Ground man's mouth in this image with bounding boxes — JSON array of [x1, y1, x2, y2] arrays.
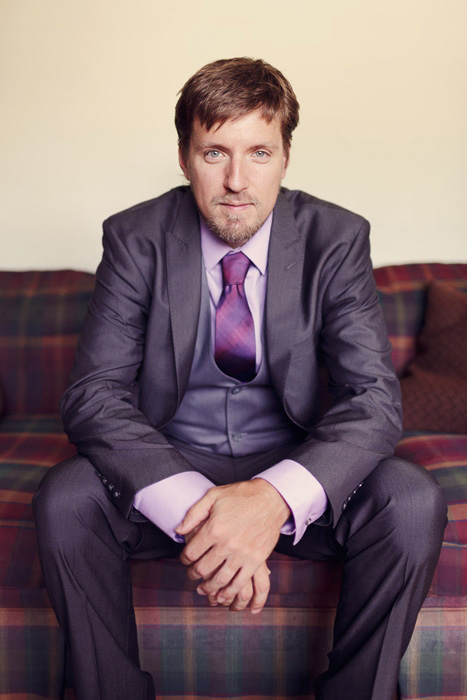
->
[[220, 202, 253, 211], [215, 196, 256, 211]]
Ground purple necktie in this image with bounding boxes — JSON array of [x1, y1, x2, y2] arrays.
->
[[214, 252, 256, 382]]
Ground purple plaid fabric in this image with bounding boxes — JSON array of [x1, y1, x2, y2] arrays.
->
[[373, 263, 467, 376], [214, 252, 256, 382], [2, 264, 467, 699], [0, 270, 95, 415]]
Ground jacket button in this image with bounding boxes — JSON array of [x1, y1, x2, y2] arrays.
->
[[102, 477, 108, 486], [113, 490, 121, 500], [108, 483, 114, 492]]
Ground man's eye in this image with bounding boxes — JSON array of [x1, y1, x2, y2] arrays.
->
[[253, 150, 270, 160], [205, 150, 221, 159]]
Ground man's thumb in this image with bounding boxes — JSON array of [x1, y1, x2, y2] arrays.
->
[[175, 490, 215, 535]]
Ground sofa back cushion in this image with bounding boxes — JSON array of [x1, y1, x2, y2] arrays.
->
[[1, 262, 467, 415], [400, 282, 467, 432], [0, 270, 95, 415], [374, 263, 467, 377]]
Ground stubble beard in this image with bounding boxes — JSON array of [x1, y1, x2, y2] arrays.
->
[[203, 194, 265, 246]]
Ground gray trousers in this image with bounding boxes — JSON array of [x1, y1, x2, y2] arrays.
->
[[33, 445, 446, 700]]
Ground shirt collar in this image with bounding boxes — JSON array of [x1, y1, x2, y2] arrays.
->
[[200, 212, 273, 275]]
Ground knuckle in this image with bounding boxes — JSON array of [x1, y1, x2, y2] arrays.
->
[[199, 580, 214, 594], [182, 544, 196, 562], [220, 579, 240, 597], [180, 551, 191, 565], [215, 577, 232, 597], [190, 566, 203, 579], [255, 581, 270, 595], [207, 522, 224, 541], [252, 592, 266, 606], [214, 566, 235, 589]]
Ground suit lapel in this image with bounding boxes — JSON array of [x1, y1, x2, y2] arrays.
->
[[166, 189, 203, 404], [266, 191, 305, 400], [166, 189, 304, 406]]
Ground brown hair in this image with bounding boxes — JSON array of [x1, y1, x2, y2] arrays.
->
[[175, 57, 300, 157]]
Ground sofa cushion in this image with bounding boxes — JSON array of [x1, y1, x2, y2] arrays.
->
[[400, 282, 467, 433], [0, 416, 76, 607], [374, 263, 467, 376], [2, 421, 466, 606], [1, 263, 466, 700], [395, 431, 467, 598], [0, 271, 95, 415], [0, 413, 344, 611], [0, 414, 341, 699]]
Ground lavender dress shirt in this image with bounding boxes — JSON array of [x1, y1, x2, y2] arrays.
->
[[134, 214, 327, 544]]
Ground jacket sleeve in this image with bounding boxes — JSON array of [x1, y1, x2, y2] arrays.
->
[[60, 218, 195, 518], [287, 220, 402, 526]]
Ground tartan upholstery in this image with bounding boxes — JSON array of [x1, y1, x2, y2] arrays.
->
[[0, 263, 466, 699], [0, 271, 95, 415], [373, 262, 467, 376]]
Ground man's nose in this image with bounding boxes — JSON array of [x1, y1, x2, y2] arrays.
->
[[224, 157, 248, 192]]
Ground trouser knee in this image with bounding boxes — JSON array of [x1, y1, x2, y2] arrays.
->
[[33, 455, 106, 554], [388, 457, 446, 552], [342, 456, 447, 563]]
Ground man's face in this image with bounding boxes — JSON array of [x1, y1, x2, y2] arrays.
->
[[179, 110, 289, 247]]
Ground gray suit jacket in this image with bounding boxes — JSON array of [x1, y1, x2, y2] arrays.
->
[[61, 186, 402, 527]]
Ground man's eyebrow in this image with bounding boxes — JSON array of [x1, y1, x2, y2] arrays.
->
[[196, 142, 224, 151], [196, 141, 280, 152], [250, 142, 280, 151]]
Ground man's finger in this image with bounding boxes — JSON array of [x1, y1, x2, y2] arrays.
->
[[187, 550, 226, 582], [207, 563, 256, 604], [229, 578, 254, 612], [175, 488, 216, 536], [180, 525, 229, 568], [249, 562, 271, 614], [196, 558, 239, 596]]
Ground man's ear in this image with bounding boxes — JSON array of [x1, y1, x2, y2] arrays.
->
[[178, 147, 190, 181], [281, 150, 290, 180]]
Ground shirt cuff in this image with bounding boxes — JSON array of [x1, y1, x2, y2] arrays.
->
[[252, 459, 328, 544], [133, 471, 215, 542]]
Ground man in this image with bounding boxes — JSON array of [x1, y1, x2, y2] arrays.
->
[[33, 58, 446, 700]]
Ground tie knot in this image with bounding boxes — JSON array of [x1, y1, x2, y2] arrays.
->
[[221, 252, 251, 287]]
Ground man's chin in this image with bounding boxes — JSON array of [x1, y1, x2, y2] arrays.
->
[[204, 214, 264, 247]]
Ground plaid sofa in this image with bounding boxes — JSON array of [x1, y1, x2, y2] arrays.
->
[[0, 263, 466, 700]]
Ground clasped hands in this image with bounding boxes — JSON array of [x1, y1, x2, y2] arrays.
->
[[175, 478, 291, 614]]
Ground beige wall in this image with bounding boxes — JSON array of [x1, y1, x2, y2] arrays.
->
[[1, 0, 466, 271]]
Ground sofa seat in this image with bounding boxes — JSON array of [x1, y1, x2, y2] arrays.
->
[[396, 431, 467, 599], [0, 414, 343, 698], [392, 432, 467, 699], [2, 424, 467, 699], [1, 265, 467, 699], [0, 415, 75, 698]]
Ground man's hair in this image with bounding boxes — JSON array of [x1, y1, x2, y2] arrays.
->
[[175, 57, 300, 157]]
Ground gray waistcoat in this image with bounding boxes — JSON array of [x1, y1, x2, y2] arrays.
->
[[162, 270, 302, 456]]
